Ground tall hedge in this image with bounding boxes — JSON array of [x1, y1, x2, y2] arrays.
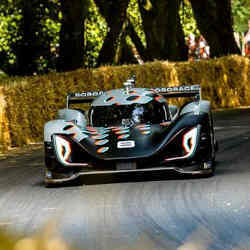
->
[[0, 55, 250, 151]]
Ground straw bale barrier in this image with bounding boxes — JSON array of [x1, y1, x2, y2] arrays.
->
[[0, 222, 71, 250], [0, 55, 250, 151]]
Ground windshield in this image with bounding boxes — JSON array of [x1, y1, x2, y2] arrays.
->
[[89, 101, 169, 127]]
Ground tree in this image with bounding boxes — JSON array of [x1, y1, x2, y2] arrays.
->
[[0, 0, 246, 75], [189, 0, 241, 57], [2, 0, 51, 76], [0, 0, 21, 74], [57, 0, 90, 72], [179, 0, 199, 37], [15, 0, 59, 75], [94, 0, 130, 66], [137, 0, 188, 61], [0, 0, 60, 76], [232, 0, 250, 32], [84, 0, 107, 67]]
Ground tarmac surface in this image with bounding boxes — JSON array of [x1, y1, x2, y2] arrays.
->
[[1, 108, 250, 250]]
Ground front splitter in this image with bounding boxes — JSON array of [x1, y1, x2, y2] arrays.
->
[[45, 166, 213, 185]]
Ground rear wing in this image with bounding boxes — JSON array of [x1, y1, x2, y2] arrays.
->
[[66, 85, 201, 108], [152, 84, 201, 99], [67, 91, 104, 108]]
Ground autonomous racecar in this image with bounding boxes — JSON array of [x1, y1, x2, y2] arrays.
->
[[44, 76, 218, 186]]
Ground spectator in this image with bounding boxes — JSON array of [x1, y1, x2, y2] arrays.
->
[[186, 33, 197, 61], [132, 47, 144, 65], [244, 19, 250, 56], [198, 35, 210, 59]]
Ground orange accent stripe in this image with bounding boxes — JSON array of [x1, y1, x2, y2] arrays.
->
[[160, 122, 171, 126], [115, 130, 123, 134], [95, 140, 101, 145], [136, 124, 147, 128], [117, 134, 129, 139], [87, 127, 97, 132], [112, 127, 121, 131], [64, 125, 74, 130], [106, 96, 115, 102], [141, 131, 151, 135], [91, 134, 102, 139], [155, 96, 162, 102], [97, 147, 108, 153]]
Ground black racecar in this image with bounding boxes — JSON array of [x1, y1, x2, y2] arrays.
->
[[44, 76, 218, 186]]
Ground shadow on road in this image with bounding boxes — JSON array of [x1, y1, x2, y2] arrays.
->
[[37, 170, 214, 188], [80, 169, 213, 186]]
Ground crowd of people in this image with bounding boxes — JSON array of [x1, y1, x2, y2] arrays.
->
[[186, 17, 250, 60], [186, 20, 250, 60], [134, 19, 250, 63], [186, 33, 210, 61]]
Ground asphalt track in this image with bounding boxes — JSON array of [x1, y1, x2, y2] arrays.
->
[[1, 108, 250, 250]]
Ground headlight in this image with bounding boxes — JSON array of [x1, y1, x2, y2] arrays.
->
[[52, 135, 88, 167], [165, 127, 198, 162], [182, 127, 198, 154], [53, 135, 72, 164]]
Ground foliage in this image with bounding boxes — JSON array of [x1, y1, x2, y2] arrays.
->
[[179, 1, 199, 37], [37, 1, 61, 71], [127, 0, 146, 47], [0, 0, 61, 75], [84, 0, 146, 67], [180, 0, 250, 35], [232, 0, 250, 32], [0, 0, 248, 75], [84, 0, 107, 67], [0, 1, 21, 69]]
